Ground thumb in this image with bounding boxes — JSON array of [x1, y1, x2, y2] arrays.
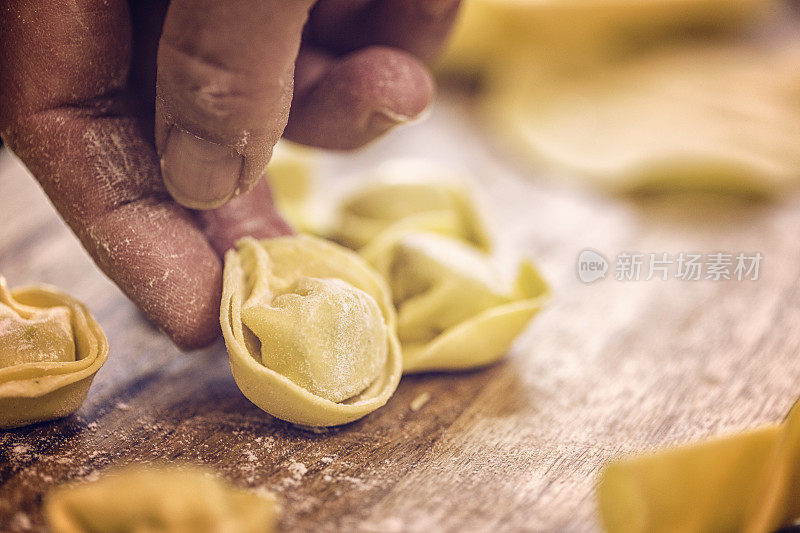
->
[[155, 0, 314, 210]]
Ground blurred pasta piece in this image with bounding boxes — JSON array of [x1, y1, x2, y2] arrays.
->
[[598, 398, 800, 532], [46, 465, 278, 533], [483, 42, 800, 195], [264, 140, 317, 232], [0, 276, 108, 428], [439, 0, 774, 78], [331, 159, 491, 252]]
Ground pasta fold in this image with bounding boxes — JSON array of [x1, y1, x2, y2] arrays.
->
[[332, 162, 490, 252], [364, 232, 548, 373], [45, 466, 278, 533], [221, 236, 402, 426], [598, 399, 800, 532], [0, 276, 108, 428]]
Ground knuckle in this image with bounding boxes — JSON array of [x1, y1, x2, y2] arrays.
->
[[158, 41, 290, 130]]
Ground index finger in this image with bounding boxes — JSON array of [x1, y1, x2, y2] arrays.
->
[[0, 0, 223, 349]]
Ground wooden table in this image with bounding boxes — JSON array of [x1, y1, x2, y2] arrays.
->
[[2, 94, 800, 532]]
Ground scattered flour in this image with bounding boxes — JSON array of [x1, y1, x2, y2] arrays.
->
[[242, 450, 258, 463], [288, 461, 307, 479], [11, 444, 30, 457], [276, 461, 308, 490]]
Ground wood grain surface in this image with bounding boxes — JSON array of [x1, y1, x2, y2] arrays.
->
[[2, 95, 800, 532]]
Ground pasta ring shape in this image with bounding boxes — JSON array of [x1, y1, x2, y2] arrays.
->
[[0, 276, 109, 429], [221, 235, 402, 427]]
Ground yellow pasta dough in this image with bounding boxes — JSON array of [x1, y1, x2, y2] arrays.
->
[[332, 161, 490, 252], [221, 235, 402, 427], [265, 139, 316, 232], [439, 0, 771, 78], [364, 232, 549, 373], [598, 399, 800, 532], [484, 42, 800, 195], [45, 465, 278, 533], [0, 276, 108, 428]]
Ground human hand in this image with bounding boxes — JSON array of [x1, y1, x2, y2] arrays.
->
[[0, 0, 459, 349]]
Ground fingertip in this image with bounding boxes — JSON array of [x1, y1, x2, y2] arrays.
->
[[197, 178, 294, 256], [84, 200, 224, 351], [359, 46, 435, 121], [285, 46, 435, 149], [172, 323, 220, 351]]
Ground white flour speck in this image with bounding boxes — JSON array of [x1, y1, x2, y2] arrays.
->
[[288, 462, 307, 479], [11, 444, 30, 457]]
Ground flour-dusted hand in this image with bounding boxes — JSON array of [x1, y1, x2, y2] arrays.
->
[[0, 0, 460, 349]]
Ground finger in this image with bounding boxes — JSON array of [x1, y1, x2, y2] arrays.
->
[[155, 0, 315, 210], [283, 45, 435, 149], [309, 0, 461, 62], [196, 177, 294, 256], [7, 118, 223, 351], [0, 0, 223, 350]]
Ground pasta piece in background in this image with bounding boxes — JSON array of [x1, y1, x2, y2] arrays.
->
[[438, 0, 796, 195], [438, 0, 774, 79], [265, 140, 317, 232], [598, 398, 800, 532], [331, 160, 491, 252], [221, 236, 402, 427], [484, 43, 800, 196], [0, 276, 108, 428], [45, 465, 278, 533]]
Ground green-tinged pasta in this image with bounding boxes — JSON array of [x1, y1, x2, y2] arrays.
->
[[0, 276, 108, 428], [364, 232, 548, 373], [331, 161, 490, 252], [598, 399, 800, 533], [221, 235, 402, 427], [45, 465, 278, 533]]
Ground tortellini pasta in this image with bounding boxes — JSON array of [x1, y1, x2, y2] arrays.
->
[[221, 235, 402, 427], [45, 465, 278, 533], [0, 276, 108, 428], [438, 0, 769, 78], [484, 43, 800, 195], [265, 139, 317, 232], [438, 0, 792, 195], [364, 232, 549, 373], [598, 399, 800, 532], [331, 160, 491, 252]]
